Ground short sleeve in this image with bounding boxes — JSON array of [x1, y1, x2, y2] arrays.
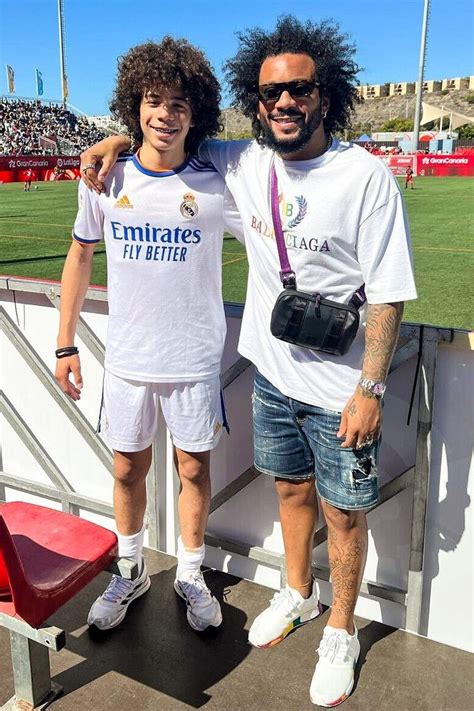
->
[[223, 187, 245, 243], [357, 187, 417, 304], [199, 140, 251, 178], [72, 181, 104, 244]]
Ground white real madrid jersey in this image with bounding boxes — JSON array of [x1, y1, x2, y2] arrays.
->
[[73, 153, 233, 382]]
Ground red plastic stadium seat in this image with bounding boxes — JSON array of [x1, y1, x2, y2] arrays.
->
[[0, 548, 10, 598], [0, 501, 118, 628]]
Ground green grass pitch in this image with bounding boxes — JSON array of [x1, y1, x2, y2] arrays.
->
[[0, 177, 472, 330]]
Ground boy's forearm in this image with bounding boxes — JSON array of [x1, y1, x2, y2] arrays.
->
[[57, 241, 95, 347]]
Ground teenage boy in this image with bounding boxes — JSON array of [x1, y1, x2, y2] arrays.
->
[[56, 38, 240, 633]]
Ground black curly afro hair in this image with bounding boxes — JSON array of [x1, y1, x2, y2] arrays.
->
[[224, 15, 361, 141], [110, 37, 221, 154]]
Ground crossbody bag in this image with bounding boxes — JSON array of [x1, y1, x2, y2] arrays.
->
[[269, 163, 366, 356]]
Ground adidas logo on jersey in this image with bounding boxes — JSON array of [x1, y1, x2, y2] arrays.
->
[[114, 195, 133, 209]]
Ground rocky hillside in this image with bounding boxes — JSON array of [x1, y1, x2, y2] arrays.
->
[[219, 88, 474, 137], [352, 88, 474, 130]]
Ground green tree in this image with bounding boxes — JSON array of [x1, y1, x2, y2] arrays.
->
[[380, 118, 414, 132], [457, 123, 474, 139]]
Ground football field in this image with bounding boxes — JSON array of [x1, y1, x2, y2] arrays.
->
[[0, 177, 472, 330]]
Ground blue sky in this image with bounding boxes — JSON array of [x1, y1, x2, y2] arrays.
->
[[1, 0, 473, 115]]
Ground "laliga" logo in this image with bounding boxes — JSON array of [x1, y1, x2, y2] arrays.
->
[[180, 192, 199, 219]]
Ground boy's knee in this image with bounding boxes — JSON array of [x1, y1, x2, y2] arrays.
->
[[113, 449, 151, 485], [179, 459, 209, 485]]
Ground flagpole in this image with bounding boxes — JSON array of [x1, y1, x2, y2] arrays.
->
[[57, 0, 68, 106], [412, 0, 430, 153]]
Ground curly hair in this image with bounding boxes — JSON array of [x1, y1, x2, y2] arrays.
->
[[223, 15, 361, 140], [110, 38, 221, 154]]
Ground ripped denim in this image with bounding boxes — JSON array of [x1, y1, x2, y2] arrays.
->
[[253, 370, 379, 510]]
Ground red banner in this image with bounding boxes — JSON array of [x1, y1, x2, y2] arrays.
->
[[0, 155, 81, 183], [1, 152, 473, 183], [416, 154, 474, 177], [379, 153, 474, 177]]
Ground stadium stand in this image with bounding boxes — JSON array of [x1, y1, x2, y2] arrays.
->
[[0, 98, 106, 155]]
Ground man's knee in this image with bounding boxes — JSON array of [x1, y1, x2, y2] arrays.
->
[[113, 448, 151, 486], [323, 502, 366, 533], [276, 477, 316, 505]]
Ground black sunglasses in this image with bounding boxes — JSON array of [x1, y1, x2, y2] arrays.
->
[[258, 80, 321, 102]]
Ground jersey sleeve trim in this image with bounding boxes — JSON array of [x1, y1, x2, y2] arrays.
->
[[73, 232, 101, 244], [188, 156, 218, 172]]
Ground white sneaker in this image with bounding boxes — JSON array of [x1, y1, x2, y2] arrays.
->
[[87, 560, 151, 630], [310, 625, 360, 707], [174, 570, 222, 632], [248, 580, 323, 649]]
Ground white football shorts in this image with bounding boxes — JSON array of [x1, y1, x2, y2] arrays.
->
[[99, 371, 227, 453]]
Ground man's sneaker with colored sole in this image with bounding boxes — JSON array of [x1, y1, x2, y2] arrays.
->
[[174, 570, 222, 632], [310, 625, 360, 707], [248, 580, 323, 648], [87, 559, 151, 630]]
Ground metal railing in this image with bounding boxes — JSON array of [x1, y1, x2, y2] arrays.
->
[[0, 277, 455, 633]]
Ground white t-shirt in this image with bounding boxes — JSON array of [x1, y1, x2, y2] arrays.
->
[[74, 153, 238, 382], [203, 139, 417, 412]]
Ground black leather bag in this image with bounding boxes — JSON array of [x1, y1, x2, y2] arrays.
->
[[269, 163, 365, 356], [271, 290, 361, 356]]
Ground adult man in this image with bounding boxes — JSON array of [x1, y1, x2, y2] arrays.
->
[[56, 38, 241, 634], [81, 16, 416, 706]]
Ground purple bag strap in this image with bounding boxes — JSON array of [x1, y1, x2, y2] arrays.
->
[[270, 162, 366, 307], [270, 164, 296, 288]]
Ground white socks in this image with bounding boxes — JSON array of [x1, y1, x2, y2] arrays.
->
[[176, 536, 205, 580], [117, 521, 146, 567]]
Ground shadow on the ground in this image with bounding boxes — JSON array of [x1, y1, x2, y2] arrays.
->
[[49, 562, 250, 708]]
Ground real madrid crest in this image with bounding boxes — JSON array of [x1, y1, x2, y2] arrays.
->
[[180, 192, 199, 219]]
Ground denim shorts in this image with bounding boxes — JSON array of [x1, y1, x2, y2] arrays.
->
[[252, 370, 379, 510]]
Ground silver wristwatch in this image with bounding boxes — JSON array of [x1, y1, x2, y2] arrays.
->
[[359, 378, 386, 399]]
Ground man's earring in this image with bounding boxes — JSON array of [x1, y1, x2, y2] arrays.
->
[[322, 110, 328, 119]]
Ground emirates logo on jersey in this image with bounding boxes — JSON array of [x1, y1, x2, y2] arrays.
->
[[180, 192, 199, 219], [114, 194, 134, 209]]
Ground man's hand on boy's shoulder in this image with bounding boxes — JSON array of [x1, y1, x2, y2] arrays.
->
[[80, 135, 131, 194]]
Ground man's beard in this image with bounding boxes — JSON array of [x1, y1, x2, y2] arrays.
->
[[259, 106, 323, 155]]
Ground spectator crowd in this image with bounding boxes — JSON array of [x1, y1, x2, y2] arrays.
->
[[0, 98, 106, 155]]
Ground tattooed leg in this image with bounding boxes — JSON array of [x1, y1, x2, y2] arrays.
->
[[321, 500, 368, 634]]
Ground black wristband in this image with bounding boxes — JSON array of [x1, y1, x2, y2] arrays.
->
[[55, 346, 79, 359]]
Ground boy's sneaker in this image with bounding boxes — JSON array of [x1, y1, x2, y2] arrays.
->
[[248, 580, 323, 649], [174, 570, 222, 632], [310, 625, 360, 707], [87, 559, 151, 630]]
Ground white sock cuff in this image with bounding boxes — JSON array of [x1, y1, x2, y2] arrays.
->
[[177, 536, 205, 563], [117, 521, 146, 561]]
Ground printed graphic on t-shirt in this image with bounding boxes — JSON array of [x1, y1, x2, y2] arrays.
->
[[251, 192, 330, 254]]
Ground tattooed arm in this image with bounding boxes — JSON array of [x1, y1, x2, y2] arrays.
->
[[338, 302, 404, 449]]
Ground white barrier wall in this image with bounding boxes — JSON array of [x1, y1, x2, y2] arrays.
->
[[1, 280, 472, 652]]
